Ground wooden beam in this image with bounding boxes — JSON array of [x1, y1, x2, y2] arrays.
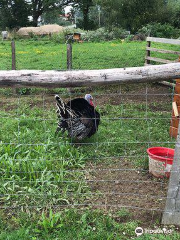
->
[[170, 126, 178, 138], [173, 101, 179, 117], [145, 56, 176, 64], [147, 37, 180, 45], [159, 81, 176, 88], [1, 63, 180, 88], [146, 47, 180, 55]]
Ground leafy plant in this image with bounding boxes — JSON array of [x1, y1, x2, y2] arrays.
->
[[37, 209, 63, 234], [81, 27, 130, 42], [116, 208, 131, 221], [138, 22, 180, 38]]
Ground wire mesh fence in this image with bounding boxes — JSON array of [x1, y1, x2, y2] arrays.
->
[[0, 81, 176, 222], [1, 38, 180, 226]]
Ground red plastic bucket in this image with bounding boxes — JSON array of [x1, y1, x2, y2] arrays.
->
[[147, 147, 174, 178]]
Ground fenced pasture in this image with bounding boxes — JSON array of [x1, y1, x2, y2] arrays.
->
[[1, 40, 180, 239], [0, 40, 145, 70], [1, 39, 180, 71], [0, 84, 173, 210]]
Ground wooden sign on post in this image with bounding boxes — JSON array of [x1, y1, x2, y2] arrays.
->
[[162, 120, 180, 225]]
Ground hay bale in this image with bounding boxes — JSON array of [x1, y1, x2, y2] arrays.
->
[[39, 24, 64, 34], [17, 24, 64, 36], [17, 27, 42, 36]]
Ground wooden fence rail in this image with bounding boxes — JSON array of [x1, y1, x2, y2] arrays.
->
[[145, 37, 180, 66], [0, 62, 180, 88]]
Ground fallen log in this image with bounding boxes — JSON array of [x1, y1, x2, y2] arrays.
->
[[0, 62, 180, 88]]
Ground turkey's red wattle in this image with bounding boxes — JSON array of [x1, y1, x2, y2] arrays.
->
[[90, 100, 94, 106]]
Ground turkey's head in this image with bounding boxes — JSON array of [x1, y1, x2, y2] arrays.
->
[[85, 94, 94, 107]]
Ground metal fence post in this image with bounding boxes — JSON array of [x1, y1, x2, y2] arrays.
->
[[11, 40, 16, 70], [162, 120, 180, 225]]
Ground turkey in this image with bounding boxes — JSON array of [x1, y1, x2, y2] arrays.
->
[[55, 94, 100, 140]]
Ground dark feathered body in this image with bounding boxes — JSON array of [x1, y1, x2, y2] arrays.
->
[[55, 95, 100, 140]]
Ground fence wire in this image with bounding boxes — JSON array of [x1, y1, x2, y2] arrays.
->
[[0, 39, 179, 221], [0, 82, 176, 216]]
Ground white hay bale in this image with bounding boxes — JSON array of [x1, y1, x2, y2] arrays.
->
[[39, 24, 64, 34], [17, 27, 42, 36], [17, 24, 64, 36]]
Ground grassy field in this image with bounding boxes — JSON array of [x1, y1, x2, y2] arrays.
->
[[0, 39, 179, 71], [0, 40, 146, 70], [0, 40, 179, 239]]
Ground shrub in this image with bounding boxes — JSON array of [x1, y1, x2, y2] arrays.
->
[[81, 27, 129, 42], [138, 22, 180, 38], [11, 27, 130, 43], [50, 31, 66, 44]]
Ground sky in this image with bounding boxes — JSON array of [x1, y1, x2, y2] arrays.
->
[[65, 6, 73, 14]]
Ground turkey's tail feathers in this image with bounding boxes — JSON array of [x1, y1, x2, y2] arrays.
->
[[55, 95, 78, 119]]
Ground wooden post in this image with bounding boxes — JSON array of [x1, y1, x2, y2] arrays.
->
[[11, 40, 16, 70], [145, 40, 151, 65], [169, 57, 180, 138], [67, 43, 72, 70], [67, 43, 73, 93], [162, 120, 180, 225]]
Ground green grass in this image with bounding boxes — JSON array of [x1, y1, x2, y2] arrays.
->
[[0, 209, 179, 240], [1, 39, 180, 71], [0, 209, 143, 239], [0, 93, 174, 181], [0, 40, 146, 70], [0, 90, 177, 238], [0, 39, 179, 238]]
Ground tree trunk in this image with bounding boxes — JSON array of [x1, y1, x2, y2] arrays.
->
[[31, 0, 43, 26], [82, 6, 89, 30], [32, 15, 39, 26], [0, 63, 180, 88]]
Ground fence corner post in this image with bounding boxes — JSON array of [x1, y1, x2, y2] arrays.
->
[[162, 121, 180, 225]]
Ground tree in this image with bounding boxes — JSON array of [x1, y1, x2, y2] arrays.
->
[[0, 0, 30, 30], [120, 0, 167, 32], [72, 0, 95, 30], [167, 0, 180, 28], [96, 0, 168, 32], [29, 0, 72, 26]]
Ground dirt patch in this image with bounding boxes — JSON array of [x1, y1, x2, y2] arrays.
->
[[0, 83, 173, 112], [0, 96, 19, 111], [93, 83, 173, 107], [0, 95, 55, 111], [85, 159, 169, 227]]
